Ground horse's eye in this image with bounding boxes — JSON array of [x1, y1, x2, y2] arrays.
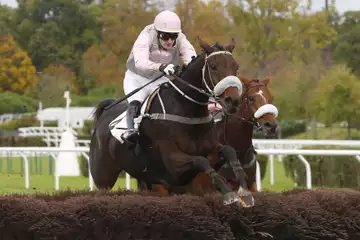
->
[[249, 96, 255, 101], [210, 64, 216, 70]]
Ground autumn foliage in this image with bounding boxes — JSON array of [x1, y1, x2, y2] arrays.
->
[[0, 33, 37, 94], [0, 0, 359, 129]]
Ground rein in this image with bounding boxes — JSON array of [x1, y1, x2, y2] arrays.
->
[[222, 83, 266, 129], [166, 50, 233, 106], [140, 50, 240, 125]]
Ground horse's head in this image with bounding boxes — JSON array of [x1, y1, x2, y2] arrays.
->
[[239, 76, 279, 137], [197, 37, 243, 114]]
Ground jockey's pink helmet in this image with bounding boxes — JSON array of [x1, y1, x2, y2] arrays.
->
[[154, 10, 182, 33]]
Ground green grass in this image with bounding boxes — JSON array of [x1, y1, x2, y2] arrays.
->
[[0, 154, 297, 195], [0, 155, 138, 195], [260, 158, 296, 192], [0, 174, 138, 195]]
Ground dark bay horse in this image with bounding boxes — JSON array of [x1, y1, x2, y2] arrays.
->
[[89, 37, 254, 207], [215, 75, 279, 193]]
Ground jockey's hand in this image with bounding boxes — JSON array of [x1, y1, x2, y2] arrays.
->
[[159, 63, 176, 75]]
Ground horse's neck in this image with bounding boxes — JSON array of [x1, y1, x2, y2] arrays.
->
[[179, 56, 205, 90], [225, 101, 254, 149], [150, 59, 209, 117], [239, 100, 253, 121], [166, 57, 209, 116]]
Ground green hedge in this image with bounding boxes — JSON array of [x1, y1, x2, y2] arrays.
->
[[0, 116, 58, 131], [252, 120, 307, 139], [0, 91, 38, 114], [0, 136, 47, 147], [0, 116, 38, 130], [279, 120, 307, 138], [283, 145, 360, 188]]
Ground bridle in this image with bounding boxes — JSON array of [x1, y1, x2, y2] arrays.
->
[[222, 82, 267, 130], [167, 50, 242, 106]]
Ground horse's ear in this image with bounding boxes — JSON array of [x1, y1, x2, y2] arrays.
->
[[225, 37, 236, 53], [263, 76, 271, 86], [239, 75, 250, 86], [197, 36, 212, 54]]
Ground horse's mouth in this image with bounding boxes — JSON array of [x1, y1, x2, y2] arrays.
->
[[220, 102, 239, 115], [259, 120, 278, 138]]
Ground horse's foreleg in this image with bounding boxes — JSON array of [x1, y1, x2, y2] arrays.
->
[[181, 172, 216, 196], [213, 144, 255, 207], [191, 156, 243, 205], [210, 143, 247, 186], [218, 144, 247, 187], [151, 184, 170, 195], [249, 182, 257, 192], [246, 164, 258, 192], [162, 151, 235, 204]]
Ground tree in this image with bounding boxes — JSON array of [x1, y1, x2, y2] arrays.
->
[[0, 5, 15, 34], [175, 0, 231, 50], [308, 64, 360, 137], [28, 21, 67, 71], [11, 0, 102, 93], [81, 0, 157, 94], [227, 0, 337, 77], [333, 11, 360, 76], [100, 0, 157, 59], [82, 44, 123, 89], [34, 64, 76, 107], [0, 33, 38, 94]]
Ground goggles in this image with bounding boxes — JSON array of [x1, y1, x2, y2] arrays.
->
[[158, 31, 178, 41]]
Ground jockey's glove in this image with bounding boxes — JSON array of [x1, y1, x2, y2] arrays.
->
[[159, 63, 176, 75]]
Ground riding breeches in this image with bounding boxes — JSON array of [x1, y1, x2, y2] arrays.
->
[[123, 70, 169, 103]]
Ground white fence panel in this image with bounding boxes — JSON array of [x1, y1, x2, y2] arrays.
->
[[1, 147, 360, 192]]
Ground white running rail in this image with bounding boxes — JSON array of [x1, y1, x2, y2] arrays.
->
[[2, 147, 360, 192]]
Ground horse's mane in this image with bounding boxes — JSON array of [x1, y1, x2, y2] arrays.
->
[[177, 42, 225, 75], [211, 42, 226, 51], [176, 53, 203, 76]]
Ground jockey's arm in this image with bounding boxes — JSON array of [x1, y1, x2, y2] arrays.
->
[[132, 30, 162, 73], [178, 34, 197, 65]]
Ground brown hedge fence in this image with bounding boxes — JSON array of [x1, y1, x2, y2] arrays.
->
[[0, 188, 359, 239]]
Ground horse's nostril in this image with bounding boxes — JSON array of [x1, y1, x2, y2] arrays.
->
[[224, 96, 240, 106], [224, 96, 232, 104], [264, 121, 272, 128]]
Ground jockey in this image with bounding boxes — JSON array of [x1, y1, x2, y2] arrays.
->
[[122, 10, 197, 143]]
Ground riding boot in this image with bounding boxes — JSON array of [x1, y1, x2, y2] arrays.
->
[[122, 100, 141, 144]]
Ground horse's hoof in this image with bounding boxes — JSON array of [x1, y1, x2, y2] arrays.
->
[[223, 192, 240, 205], [237, 186, 255, 208]]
